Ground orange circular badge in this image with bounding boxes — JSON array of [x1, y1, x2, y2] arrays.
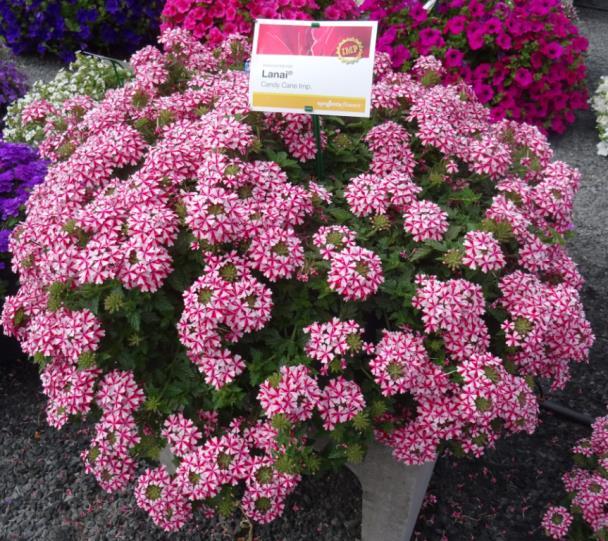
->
[[337, 37, 364, 64]]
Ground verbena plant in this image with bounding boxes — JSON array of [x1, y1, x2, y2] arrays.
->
[[2, 29, 594, 531], [543, 411, 608, 540]]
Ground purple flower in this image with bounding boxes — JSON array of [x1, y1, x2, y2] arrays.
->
[[541, 41, 565, 60], [495, 32, 512, 50], [418, 27, 444, 50], [473, 63, 492, 81], [0, 0, 162, 60], [483, 17, 502, 35], [467, 29, 486, 51], [474, 82, 495, 104], [0, 54, 28, 123], [444, 48, 464, 68], [0, 229, 10, 253], [0, 141, 48, 259], [445, 15, 466, 34], [392, 44, 411, 68], [514, 68, 534, 88]]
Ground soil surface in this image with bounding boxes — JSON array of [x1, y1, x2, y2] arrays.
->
[[2, 5, 608, 541]]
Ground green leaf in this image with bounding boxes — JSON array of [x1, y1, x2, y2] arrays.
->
[[64, 18, 81, 33], [448, 188, 481, 204], [345, 443, 366, 464], [167, 266, 193, 292], [352, 411, 371, 432], [328, 207, 353, 223], [409, 245, 433, 262], [126, 311, 141, 332], [212, 384, 246, 409], [444, 224, 462, 242], [424, 240, 448, 252]]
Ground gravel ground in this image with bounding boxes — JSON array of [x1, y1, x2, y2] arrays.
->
[[15, 56, 65, 85], [2, 6, 608, 541]]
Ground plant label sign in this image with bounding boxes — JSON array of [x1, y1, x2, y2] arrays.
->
[[249, 19, 378, 118]]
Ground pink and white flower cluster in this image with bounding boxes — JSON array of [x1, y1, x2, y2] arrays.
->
[[543, 411, 608, 540], [1, 29, 594, 532], [82, 371, 144, 494]]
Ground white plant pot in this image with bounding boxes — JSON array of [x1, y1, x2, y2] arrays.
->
[[159, 441, 435, 541], [348, 442, 435, 541]]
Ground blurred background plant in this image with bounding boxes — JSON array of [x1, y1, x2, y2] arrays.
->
[[0, 0, 163, 62], [0, 38, 28, 130], [359, 0, 589, 134], [0, 140, 48, 299], [591, 76, 608, 157]]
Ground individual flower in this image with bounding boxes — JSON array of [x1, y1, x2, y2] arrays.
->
[[541, 506, 573, 539], [183, 187, 241, 244], [96, 370, 145, 414], [135, 466, 171, 512], [248, 226, 304, 282], [369, 330, 435, 397], [345, 173, 391, 217], [194, 348, 246, 390]]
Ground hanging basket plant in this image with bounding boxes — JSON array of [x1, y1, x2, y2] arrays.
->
[[2, 29, 594, 531]]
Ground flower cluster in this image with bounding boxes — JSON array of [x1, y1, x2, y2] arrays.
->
[[592, 76, 608, 157], [1, 29, 594, 532], [543, 410, 608, 540], [3, 53, 130, 146], [81, 370, 144, 493], [160, 0, 361, 44], [0, 0, 162, 61], [362, 0, 589, 133], [0, 141, 48, 271]]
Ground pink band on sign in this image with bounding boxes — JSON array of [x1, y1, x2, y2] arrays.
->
[[256, 23, 373, 58]]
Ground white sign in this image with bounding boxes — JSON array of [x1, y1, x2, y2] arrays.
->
[[249, 19, 378, 118]]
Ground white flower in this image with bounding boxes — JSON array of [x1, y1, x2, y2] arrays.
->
[[592, 76, 608, 157]]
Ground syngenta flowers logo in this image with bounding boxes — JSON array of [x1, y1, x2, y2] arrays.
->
[[337, 37, 363, 64]]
